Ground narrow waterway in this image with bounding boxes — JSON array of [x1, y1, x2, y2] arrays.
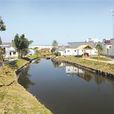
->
[[18, 59, 114, 114]]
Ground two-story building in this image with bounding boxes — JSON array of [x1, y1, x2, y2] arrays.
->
[[101, 39, 114, 57]]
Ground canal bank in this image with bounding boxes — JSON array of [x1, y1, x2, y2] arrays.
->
[[52, 56, 114, 78], [0, 59, 52, 114]]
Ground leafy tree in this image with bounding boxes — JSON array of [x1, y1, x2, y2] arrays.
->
[[0, 17, 6, 64], [14, 34, 33, 58], [96, 43, 103, 60], [51, 40, 58, 53], [54, 52, 61, 56], [52, 40, 58, 47], [51, 47, 56, 53]]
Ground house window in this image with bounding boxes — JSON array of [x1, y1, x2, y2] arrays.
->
[[67, 50, 70, 52], [74, 50, 76, 52], [68, 69, 70, 71], [13, 51, 16, 55], [10, 52, 11, 55]]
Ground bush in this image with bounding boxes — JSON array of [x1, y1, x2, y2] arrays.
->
[[54, 52, 61, 56]]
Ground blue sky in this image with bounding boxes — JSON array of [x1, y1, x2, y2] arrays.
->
[[0, 0, 114, 45]]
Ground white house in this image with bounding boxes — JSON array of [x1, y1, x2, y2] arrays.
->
[[0, 43, 18, 60], [27, 49, 35, 55], [57, 41, 97, 56]]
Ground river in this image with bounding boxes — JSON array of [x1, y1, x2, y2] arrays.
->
[[18, 59, 114, 114]]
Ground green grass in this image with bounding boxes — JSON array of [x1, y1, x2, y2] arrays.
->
[[0, 66, 52, 114], [26, 54, 40, 59], [8, 59, 28, 69]]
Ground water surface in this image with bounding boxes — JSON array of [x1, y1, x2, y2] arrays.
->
[[18, 59, 114, 114]]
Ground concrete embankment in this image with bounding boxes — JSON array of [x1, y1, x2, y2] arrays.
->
[[0, 59, 52, 114], [52, 56, 114, 79]]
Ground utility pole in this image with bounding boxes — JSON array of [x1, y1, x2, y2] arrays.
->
[[112, 9, 114, 39]]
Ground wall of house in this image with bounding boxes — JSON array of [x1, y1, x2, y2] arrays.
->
[[65, 48, 74, 56], [65, 48, 82, 56], [102, 44, 114, 57], [84, 48, 97, 56], [58, 48, 97, 56], [5, 47, 18, 59], [108, 45, 114, 56]]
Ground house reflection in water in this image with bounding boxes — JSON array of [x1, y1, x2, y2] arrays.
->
[[66, 66, 83, 74], [66, 66, 92, 82]]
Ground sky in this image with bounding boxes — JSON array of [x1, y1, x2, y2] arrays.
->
[[0, 0, 114, 45]]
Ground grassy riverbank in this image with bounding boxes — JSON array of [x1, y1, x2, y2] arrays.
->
[[54, 56, 114, 75], [8, 59, 29, 69], [0, 59, 52, 114]]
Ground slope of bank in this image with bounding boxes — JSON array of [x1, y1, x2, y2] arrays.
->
[[0, 63, 52, 114], [53, 56, 114, 76]]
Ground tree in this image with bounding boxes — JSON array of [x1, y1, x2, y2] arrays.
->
[[0, 16, 6, 31], [14, 34, 32, 58], [0, 17, 6, 64], [52, 40, 58, 47], [96, 43, 103, 60], [51, 40, 58, 53]]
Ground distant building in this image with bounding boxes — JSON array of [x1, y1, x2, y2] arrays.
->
[[0, 42, 18, 60], [86, 38, 101, 43], [30, 45, 53, 52], [101, 39, 114, 57], [27, 49, 35, 55], [57, 41, 97, 56]]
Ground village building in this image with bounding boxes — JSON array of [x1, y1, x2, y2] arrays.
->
[[101, 39, 114, 57], [30, 45, 53, 52], [0, 42, 18, 60], [57, 41, 97, 56]]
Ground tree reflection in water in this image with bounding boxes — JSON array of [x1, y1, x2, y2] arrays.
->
[[83, 71, 92, 82], [18, 66, 34, 89], [51, 60, 62, 68]]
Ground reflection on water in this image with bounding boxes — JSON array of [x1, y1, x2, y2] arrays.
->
[[54, 61, 110, 84], [18, 66, 34, 89], [66, 66, 84, 74], [18, 59, 114, 114]]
